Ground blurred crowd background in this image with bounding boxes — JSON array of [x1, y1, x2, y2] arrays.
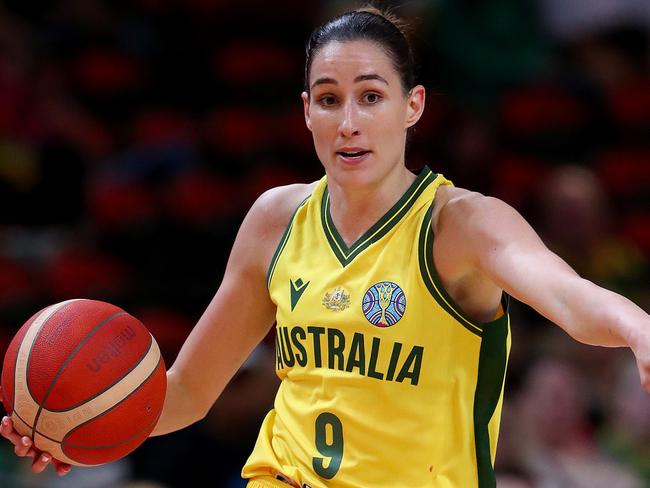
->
[[0, 0, 648, 487]]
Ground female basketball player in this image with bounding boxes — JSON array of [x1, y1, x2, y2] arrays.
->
[[3, 6, 649, 487]]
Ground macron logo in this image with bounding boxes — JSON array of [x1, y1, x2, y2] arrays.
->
[[290, 278, 310, 311]]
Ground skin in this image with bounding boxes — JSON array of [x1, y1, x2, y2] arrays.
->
[[2, 38, 649, 477]]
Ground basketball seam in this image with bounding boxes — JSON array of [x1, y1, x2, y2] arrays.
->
[[31, 311, 127, 439], [60, 356, 163, 459], [24, 303, 77, 410], [12, 305, 56, 413], [10, 302, 77, 442], [65, 411, 159, 450], [44, 327, 152, 413], [23, 311, 47, 413], [13, 409, 61, 444], [15, 356, 164, 448], [16, 358, 163, 449]]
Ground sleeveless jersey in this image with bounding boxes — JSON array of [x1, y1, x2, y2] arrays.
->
[[242, 167, 510, 488]]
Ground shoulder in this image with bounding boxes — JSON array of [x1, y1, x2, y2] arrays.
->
[[432, 185, 544, 277], [235, 181, 318, 273], [247, 181, 317, 235], [432, 185, 519, 241]]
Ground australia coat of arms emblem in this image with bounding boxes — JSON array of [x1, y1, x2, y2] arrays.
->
[[322, 286, 351, 311]]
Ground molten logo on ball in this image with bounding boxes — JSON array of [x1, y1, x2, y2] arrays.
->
[[86, 326, 137, 373]]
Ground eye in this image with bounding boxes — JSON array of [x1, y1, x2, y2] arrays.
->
[[317, 95, 338, 107], [362, 92, 382, 104]]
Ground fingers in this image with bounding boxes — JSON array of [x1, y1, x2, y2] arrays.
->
[[1, 416, 29, 453], [1, 415, 70, 476], [53, 459, 72, 476], [13, 437, 34, 457], [2, 420, 35, 457], [31, 453, 52, 474], [30, 450, 71, 476], [0, 415, 13, 439]]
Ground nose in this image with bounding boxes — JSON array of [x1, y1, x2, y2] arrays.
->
[[339, 100, 360, 138]]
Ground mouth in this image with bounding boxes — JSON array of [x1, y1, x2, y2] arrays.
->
[[336, 150, 371, 164]]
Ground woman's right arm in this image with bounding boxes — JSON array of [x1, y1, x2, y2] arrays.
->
[[151, 184, 307, 435], [1, 183, 311, 471]]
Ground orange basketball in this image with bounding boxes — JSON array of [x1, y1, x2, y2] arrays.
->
[[0, 299, 166, 466]]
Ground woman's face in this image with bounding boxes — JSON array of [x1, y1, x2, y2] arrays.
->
[[302, 40, 425, 189]]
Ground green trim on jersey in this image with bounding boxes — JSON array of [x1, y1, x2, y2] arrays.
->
[[321, 168, 438, 267], [417, 199, 510, 486], [473, 305, 509, 488], [266, 196, 311, 289], [418, 202, 486, 336]]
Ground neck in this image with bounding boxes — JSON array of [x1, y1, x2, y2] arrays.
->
[[327, 165, 418, 247]]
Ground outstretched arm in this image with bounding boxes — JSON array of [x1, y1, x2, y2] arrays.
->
[[439, 190, 650, 392]]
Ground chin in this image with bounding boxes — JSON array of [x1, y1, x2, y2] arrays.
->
[[328, 164, 385, 189]]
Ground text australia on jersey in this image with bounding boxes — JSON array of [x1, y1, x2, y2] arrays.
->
[[275, 325, 424, 386]]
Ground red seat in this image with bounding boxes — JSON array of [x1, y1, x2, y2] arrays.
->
[[622, 213, 650, 255], [244, 164, 304, 204], [607, 78, 650, 128], [214, 42, 296, 83], [204, 108, 274, 155], [45, 248, 131, 300], [492, 154, 549, 208], [74, 49, 141, 95], [133, 109, 197, 146], [501, 84, 586, 136], [163, 170, 242, 224], [88, 180, 158, 229], [597, 149, 650, 195], [0, 256, 37, 306]]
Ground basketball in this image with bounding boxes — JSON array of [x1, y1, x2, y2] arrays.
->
[[0, 299, 166, 466]]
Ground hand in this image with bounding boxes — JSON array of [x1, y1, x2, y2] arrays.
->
[[0, 388, 71, 476]]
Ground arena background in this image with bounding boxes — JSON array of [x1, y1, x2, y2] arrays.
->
[[0, 1, 648, 487]]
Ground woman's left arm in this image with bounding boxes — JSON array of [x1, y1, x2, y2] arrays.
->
[[443, 191, 650, 392]]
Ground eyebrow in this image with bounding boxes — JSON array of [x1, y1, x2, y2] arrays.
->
[[310, 73, 389, 90]]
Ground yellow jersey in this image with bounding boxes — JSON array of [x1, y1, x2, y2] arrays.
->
[[242, 167, 510, 488]]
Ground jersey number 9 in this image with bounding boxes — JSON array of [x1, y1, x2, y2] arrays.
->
[[313, 412, 344, 479]]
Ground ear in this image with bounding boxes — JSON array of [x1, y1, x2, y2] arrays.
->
[[301, 91, 312, 131], [405, 85, 426, 129]]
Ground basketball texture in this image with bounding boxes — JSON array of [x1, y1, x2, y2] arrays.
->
[[0, 299, 166, 466]]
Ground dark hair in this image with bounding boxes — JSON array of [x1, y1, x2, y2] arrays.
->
[[304, 6, 415, 95]]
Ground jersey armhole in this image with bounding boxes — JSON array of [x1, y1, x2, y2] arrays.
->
[[266, 195, 311, 290], [417, 200, 510, 337]]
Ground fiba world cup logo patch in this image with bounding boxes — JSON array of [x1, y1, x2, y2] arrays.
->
[[362, 281, 406, 328]]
